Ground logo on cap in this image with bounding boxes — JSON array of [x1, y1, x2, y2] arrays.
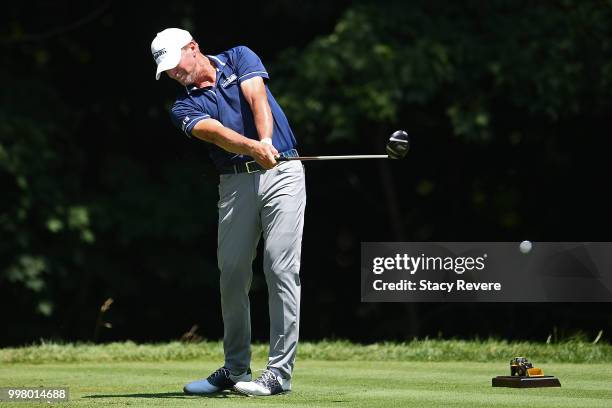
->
[[153, 48, 167, 61]]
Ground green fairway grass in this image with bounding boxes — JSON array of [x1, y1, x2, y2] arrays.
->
[[1, 341, 611, 407], [2, 360, 611, 407]]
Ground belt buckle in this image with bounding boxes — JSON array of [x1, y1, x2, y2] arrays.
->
[[245, 161, 260, 174]]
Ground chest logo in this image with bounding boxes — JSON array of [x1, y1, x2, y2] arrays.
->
[[221, 74, 237, 88]]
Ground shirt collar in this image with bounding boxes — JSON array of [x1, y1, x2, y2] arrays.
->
[[185, 53, 227, 95], [207, 54, 227, 69]]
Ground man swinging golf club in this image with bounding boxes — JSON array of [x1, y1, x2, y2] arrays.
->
[[151, 28, 305, 396]]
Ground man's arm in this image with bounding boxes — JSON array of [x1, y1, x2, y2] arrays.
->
[[192, 118, 277, 169], [240, 76, 275, 146]]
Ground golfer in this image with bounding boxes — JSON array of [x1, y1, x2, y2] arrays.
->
[[151, 28, 306, 396]]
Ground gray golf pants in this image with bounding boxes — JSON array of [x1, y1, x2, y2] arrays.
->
[[217, 160, 306, 380]]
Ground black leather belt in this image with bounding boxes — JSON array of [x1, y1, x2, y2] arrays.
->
[[219, 149, 299, 175]]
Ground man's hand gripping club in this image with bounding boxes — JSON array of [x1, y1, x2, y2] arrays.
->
[[249, 137, 278, 169]]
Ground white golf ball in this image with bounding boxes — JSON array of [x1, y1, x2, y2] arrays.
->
[[519, 240, 532, 254]]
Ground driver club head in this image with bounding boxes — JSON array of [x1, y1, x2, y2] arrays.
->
[[386, 130, 409, 159]]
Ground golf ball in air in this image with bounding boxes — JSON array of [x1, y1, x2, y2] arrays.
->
[[519, 240, 532, 254]]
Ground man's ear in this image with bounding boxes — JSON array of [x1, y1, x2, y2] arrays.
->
[[190, 40, 200, 53]]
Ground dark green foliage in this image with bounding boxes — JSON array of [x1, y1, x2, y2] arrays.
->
[[1, 1, 611, 345], [275, 1, 612, 144]]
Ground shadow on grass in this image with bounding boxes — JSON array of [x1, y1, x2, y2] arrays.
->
[[83, 390, 243, 399]]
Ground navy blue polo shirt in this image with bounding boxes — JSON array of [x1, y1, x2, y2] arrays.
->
[[170, 46, 297, 170]]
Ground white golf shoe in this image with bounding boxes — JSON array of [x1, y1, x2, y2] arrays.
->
[[183, 366, 251, 394], [233, 369, 291, 396]]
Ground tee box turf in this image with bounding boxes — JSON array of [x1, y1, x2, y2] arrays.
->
[[492, 357, 561, 388]]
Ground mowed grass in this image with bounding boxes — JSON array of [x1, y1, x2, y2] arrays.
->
[[1, 341, 611, 407], [2, 360, 612, 407]]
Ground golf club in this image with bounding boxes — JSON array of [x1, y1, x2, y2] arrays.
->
[[276, 130, 409, 161]]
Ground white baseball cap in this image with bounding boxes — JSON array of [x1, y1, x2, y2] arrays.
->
[[151, 28, 193, 80]]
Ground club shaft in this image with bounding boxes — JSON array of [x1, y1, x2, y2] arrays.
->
[[278, 154, 389, 161]]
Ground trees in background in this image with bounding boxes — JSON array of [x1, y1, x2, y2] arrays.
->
[[1, 1, 611, 345]]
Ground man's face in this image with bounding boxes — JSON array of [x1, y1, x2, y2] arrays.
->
[[166, 43, 198, 86]]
